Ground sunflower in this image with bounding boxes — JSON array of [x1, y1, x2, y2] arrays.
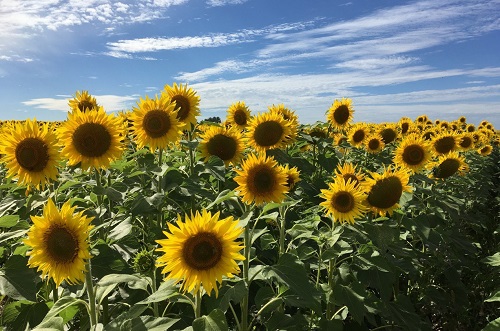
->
[[431, 131, 458, 155], [428, 151, 468, 179], [57, 106, 124, 170], [234, 153, 289, 205], [335, 162, 365, 187], [327, 98, 354, 129], [156, 210, 244, 296], [129, 95, 184, 152], [245, 112, 292, 152], [457, 116, 467, 125], [163, 83, 200, 128], [478, 145, 493, 156], [458, 133, 474, 151], [269, 104, 299, 144], [398, 117, 413, 135], [320, 178, 368, 225], [466, 124, 476, 133], [393, 134, 432, 173], [347, 124, 368, 147], [378, 124, 399, 144], [364, 167, 412, 216], [68, 90, 98, 113], [282, 164, 300, 190], [226, 101, 251, 130], [24, 199, 93, 286], [416, 115, 429, 124], [198, 125, 244, 166], [364, 134, 385, 154], [0, 119, 60, 189]]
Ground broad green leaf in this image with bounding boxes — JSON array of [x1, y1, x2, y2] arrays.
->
[[386, 294, 423, 331], [205, 189, 237, 209], [0, 255, 38, 301], [262, 253, 321, 313], [485, 290, 500, 302], [104, 305, 148, 331], [333, 283, 366, 324], [96, 274, 143, 304], [217, 280, 247, 312], [192, 309, 228, 331], [32, 316, 64, 331], [137, 279, 178, 304], [0, 229, 28, 245], [0, 215, 19, 228], [482, 252, 500, 267], [108, 217, 133, 241], [130, 316, 180, 331], [41, 296, 87, 323], [482, 317, 500, 331]]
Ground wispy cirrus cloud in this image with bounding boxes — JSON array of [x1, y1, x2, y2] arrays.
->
[[22, 94, 138, 112], [206, 0, 249, 7]]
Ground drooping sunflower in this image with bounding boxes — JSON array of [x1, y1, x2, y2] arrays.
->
[[234, 153, 289, 205], [398, 117, 414, 135], [226, 101, 251, 130], [335, 162, 365, 187], [24, 198, 93, 287], [327, 98, 354, 129], [320, 178, 368, 225], [282, 164, 301, 190], [431, 131, 458, 155], [393, 134, 432, 173], [428, 151, 468, 179], [245, 112, 292, 152], [0, 119, 60, 189], [198, 125, 244, 166], [129, 95, 184, 152], [364, 167, 412, 216], [68, 90, 98, 113], [364, 134, 385, 154], [57, 106, 124, 170], [156, 210, 244, 296], [163, 83, 201, 128]]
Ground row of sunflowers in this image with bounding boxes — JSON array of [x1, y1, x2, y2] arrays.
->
[[0, 83, 499, 330]]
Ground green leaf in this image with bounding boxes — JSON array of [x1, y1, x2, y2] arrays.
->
[[130, 316, 180, 331], [137, 279, 179, 304], [333, 283, 366, 324], [205, 189, 237, 209], [108, 217, 133, 241], [485, 290, 500, 302], [262, 253, 322, 313], [32, 316, 64, 331], [386, 294, 422, 331], [192, 309, 228, 331], [40, 296, 87, 323], [0, 215, 19, 228], [0, 255, 38, 301], [482, 252, 500, 267], [104, 305, 148, 331], [96, 274, 143, 304], [217, 280, 247, 312], [0, 229, 28, 245], [482, 317, 500, 331]]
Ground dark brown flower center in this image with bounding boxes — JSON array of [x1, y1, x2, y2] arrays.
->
[[368, 139, 380, 150], [332, 191, 355, 213], [182, 232, 222, 270], [78, 100, 96, 112], [401, 123, 409, 134], [402, 144, 425, 165], [434, 159, 460, 178], [380, 128, 397, 144], [459, 136, 473, 148], [367, 176, 403, 209], [15, 137, 49, 171], [172, 95, 190, 121], [45, 226, 79, 263], [253, 121, 283, 147], [343, 174, 359, 186], [352, 130, 365, 143], [72, 123, 112, 157], [251, 166, 276, 194], [206, 134, 237, 161], [233, 109, 248, 126], [333, 105, 350, 125], [434, 136, 455, 154], [143, 109, 172, 138]]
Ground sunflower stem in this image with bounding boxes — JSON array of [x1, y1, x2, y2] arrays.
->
[[194, 290, 202, 319], [278, 206, 287, 256], [51, 279, 59, 302], [241, 220, 251, 331], [151, 268, 160, 317], [85, 262, 98, 327], [326, 258, 336, 320], [157, 148, 164, 229]]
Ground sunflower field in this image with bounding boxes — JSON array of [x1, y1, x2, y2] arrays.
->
[[0, 84, 499, 331]]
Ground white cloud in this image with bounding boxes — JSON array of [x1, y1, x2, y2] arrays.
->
[[22, 94, 138, 112], [206, 0, 248, 7]]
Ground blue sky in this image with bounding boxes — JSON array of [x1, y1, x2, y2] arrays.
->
[[1, 0, 499, 127]]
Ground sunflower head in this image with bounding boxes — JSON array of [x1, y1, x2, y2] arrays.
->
[[335, 162, 365, 187], [347, 124, 368, 147], [327, 98, 354, 129], [234, 153, 289, 205], [24, 199, 93, 286], [320, 177, 368, 224], [378, 124, 399, 144], [478, 145, 492, 156], [269, 104, 299, 144], [163, 83, 201, 128], [0, 119, 60, 189], [364, 134, 385, 154], [245, 112, 292, 152], [393, 134, 432, 173], [198, 125, 244, 166], [132, 249, 156, 275], [431, 131, 458, 155], [428, 151, 468, 179], [156, 210, 244, 296], [398, 117, 413, 135], [130, 95, 184, 152], [68, 90, 98, 113], [364, 167, 412, 216], [283, 164, 301, 190], [226, 101, 251, 130], [57, 106, 124, 170]]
